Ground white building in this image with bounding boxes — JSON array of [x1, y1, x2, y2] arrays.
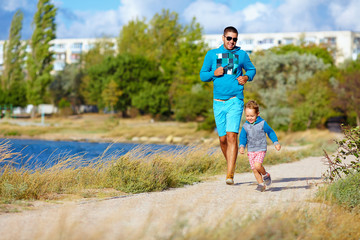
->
[[205, 31, 360, 65], [0, 30, 359, 72]]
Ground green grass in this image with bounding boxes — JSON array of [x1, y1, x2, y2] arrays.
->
[[0, 139, 335, 203], [317, 171, 360, 210]]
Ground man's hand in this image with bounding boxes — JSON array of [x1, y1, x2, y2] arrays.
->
[[214, 67, 224, 76], [237, 75, 249, 85], [239, 147, 245, 154], [275, 144, 281, 151]]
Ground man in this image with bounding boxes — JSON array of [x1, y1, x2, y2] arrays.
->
[[200, 26, 256, 185]]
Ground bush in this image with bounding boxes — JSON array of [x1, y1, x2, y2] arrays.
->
[[323, 126, 360, 182], [319, 172, 360, 209]]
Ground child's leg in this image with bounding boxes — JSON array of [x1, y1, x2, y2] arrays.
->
[[254, 162, 266, 176], [251, 151, 268, 183], [248, 152, 265, 184], [252, 168, 264, 184]]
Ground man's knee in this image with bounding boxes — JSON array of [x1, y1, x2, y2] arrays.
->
[[219, 136, 227, 145], [226, 132, 238, 144]]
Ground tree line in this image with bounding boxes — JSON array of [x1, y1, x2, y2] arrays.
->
[[0, 0, 359, 130]]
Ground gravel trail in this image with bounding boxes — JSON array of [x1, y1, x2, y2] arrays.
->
[[0, 155, 328, 240]]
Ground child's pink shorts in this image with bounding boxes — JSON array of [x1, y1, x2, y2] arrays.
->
[[247, 151, 266, 169]]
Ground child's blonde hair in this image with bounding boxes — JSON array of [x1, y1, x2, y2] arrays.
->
[[245, 100, 260, 114]]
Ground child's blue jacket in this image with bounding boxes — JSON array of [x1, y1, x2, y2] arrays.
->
[[239, 116, 279, 152]]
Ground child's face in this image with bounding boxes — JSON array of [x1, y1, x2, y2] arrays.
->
[[245, 108, 259, 124]]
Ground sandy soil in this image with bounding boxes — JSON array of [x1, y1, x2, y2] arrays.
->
[[0, 155, 329, 240]]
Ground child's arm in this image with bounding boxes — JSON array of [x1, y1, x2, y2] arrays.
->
[[263, 121, 281, 151], [239, 127, 247, 154]]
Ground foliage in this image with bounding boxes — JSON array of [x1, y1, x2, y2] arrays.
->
[[117, 10, 208, 118], [117, 18, 149, 56], [319, 172, 360, 209], [289, 70, 337, 131], [323, 126, 360, 182], [83, 54, 162, 113], [132, 82, 171, 117], [1, 10, 26, 107], [336, 59, 360, 126], [26, 0, 57, 106], [197, 108, 216, 131], [50, 63, 83, 109], [271, 43, 334, 66], [252, 51, 330, 130], [174, 84, 211, 121]]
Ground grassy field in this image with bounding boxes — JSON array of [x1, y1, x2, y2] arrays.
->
[[2, 116, 357, 239], [0, 115, 339, 210]]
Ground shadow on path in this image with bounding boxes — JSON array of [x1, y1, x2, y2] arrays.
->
[[232, 177, 322, 192]]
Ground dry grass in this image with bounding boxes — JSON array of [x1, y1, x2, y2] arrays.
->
[[12, 201, 360, 240], [171, 205, 360, 240]]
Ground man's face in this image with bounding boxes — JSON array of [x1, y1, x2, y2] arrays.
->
[[222, 31, 238, 50]]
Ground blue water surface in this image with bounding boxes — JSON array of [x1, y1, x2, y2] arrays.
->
[[0, 138, 186, 169]]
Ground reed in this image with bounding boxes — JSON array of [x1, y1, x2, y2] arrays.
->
[[0, 130, 337, 203]]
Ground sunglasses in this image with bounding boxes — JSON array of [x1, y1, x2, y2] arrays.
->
[[225, 36, 238, 42]]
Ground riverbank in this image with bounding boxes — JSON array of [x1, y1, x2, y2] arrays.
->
[[0, 113, 340, 148], [0, 114, 219, 146], [2, 155, 358, 240]]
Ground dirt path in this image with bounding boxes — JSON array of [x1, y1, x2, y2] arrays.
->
[[0, 156, 328, 240]]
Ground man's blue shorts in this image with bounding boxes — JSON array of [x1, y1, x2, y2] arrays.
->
[[213, 97, 244, 137]]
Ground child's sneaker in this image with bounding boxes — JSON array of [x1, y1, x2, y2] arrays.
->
[[263, 172, 272, 186], [256, 183, 266, 192], [226, 178, 234, 185]]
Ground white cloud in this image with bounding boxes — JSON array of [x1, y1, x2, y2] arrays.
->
[[243, 2, 268, 22], [56, 0, 194, 38], [53, 0, 360, 38], [0, 0, 32, 11], [183, 0, 243, 33], [57, 9, 122, 38], [329, 0, 360, 31]]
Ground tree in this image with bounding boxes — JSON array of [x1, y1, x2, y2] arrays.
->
[[80, 37, 115, 105], [83, 54, 162, 115], [1, 10, 27, 107], [49, 63, 83, 112], [337, 60, 360, 126], [117, 18, 149, 56], [271, 43, 335, 66], [116, 10, 214, 120], [251, 51, 330, 130], [26, 0, 57, 109], [289, 71, 337, 130], [102, 79, 122, 113]]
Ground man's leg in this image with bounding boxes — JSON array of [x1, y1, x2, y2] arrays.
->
[[219, 135, 227, 162], [225, 132, 238, 179]]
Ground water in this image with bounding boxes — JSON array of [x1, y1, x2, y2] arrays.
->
[[0, 138, 186, 169]]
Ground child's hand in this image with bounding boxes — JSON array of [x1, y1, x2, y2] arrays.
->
[[275, 144, 281, 151], [239, 147, 245, 154]]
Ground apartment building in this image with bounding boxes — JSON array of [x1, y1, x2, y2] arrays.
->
[[0, 31, 359, 73]]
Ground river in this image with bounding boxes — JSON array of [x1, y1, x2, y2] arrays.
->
[[0, 138, 185, 169]]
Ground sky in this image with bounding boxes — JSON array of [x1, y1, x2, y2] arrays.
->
[[0, 0, 360, 40]]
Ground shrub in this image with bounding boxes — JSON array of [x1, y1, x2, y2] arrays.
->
[[323, 126, 360, 182]]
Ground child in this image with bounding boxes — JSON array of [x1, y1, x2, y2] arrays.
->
[[239, 100, 281, 192]]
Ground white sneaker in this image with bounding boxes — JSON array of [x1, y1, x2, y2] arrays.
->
[[256, 184, 266, 192], [226, 178, 234, 185], [263, 172, 272, 186]]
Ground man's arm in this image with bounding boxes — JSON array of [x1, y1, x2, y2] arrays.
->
[[243, 52, 256, 81], [200, 51, 217, 82]]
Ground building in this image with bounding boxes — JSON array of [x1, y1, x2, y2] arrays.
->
[[205, 31, 360, 65], [0, 30, 359, 73]]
